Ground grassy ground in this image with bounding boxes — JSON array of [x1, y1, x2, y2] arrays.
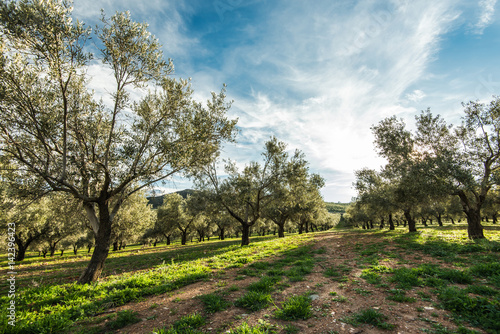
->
[[1, 223, 499, 333]]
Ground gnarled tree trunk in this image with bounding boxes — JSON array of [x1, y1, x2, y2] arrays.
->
[[457, 190, 485, 240], [404, 209, 417, 233], [388, 213, 395, 230], [241, 223, 251, 246], [464, 208, 485, 239], [78, 201, 113, 284]]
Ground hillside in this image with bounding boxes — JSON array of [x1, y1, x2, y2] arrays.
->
[[325, 202, 349, 214], [147, 189, 196, 208]]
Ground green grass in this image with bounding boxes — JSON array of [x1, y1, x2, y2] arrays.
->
[[466, 284, 499, 296], [274, 294, 312, 320], [390, 264, 474, 290], [330, 291, 348, 303], [360, 269, 382, 284], [390, 267, 423, 289], [283, 324, 301, 334], [199, 293, 231, 313], [0, 234, 313, 334], [341, 308, 395, 330], [152, 313, 205, 334], [386, 289, 416, 303], [437, 286, 500, 332], [247, 276, 281, 293], [235, 291, 273, 311], [323, 267, 341, 278], [323, 264, 352, 281], [228, 320, 279, 334], [107, 310, 141, 330]]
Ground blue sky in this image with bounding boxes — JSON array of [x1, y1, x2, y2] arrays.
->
[[73, 0, 500, 202]]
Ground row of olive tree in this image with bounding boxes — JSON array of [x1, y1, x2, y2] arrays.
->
[[0, 179, 156, 261], [347, 97, 500, 239], [196, 137, 328, 246], [145, 137, 330, 247]]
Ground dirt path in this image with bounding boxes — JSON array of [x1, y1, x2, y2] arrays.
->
[[101, 231, 483, 334]]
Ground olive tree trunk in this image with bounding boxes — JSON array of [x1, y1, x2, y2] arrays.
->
[[404, 209, 417, 233], [241, 223, 251, 246], [78, 201, 113, 284]]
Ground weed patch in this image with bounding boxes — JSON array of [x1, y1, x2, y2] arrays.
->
[[341, 308, 395, 330], [360, 269, 382, 284], [107, 310, 141, 330], [247, 276, 281, 293], [235, 291, 273, 311], [469, 262, 500, 279], [390, 268, 422, 289], [274, 294, 312, 320], [466, 285, 498, 297], [386, 289, 416, 303], [153, 312, 205, 334], [199, 293, 230, 313], [437, 286, 500, 332], [228, 320, 279, 334]]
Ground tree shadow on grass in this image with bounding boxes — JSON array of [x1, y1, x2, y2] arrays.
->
[[1, 236, 315, 334]]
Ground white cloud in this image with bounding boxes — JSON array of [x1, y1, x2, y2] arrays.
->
[[406, 90, 426, 102], [474, 0, 497, 34]]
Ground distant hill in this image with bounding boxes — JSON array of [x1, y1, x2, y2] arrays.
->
[[325, 202, 349, 214], [147, 189, 196, 208]]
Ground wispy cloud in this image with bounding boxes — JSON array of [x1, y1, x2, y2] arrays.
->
[[406, 90, 426, 102], [72, 0, 199, 59], [474, 0, 497, 34], [207, 1, 460, 201]]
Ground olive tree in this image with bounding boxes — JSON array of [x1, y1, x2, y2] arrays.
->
[[262, 149, 309, 237], [371, 99, 500, 239], [0, 0, 237, 283], [371, 115, 450, 233], [413, 104, 500, 239], [43, 193, 84, 256], [156, 192, 206, 245], [1, 194, 50, 261], [353, 168, 396, 230], [199, 137, 289, 246], [110, 191, 155, 251]]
